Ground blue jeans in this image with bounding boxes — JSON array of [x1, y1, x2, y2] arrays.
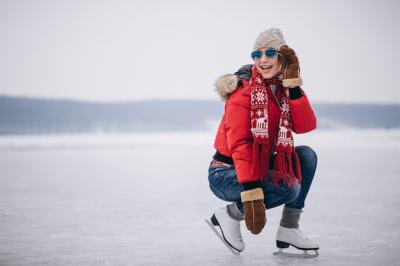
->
[[208, 146, 317, 213]]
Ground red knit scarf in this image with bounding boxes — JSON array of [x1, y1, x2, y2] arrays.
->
[[249, 65, 302, 187]]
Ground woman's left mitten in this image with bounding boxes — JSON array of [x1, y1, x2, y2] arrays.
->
[[279, 45, 303, 88], [240, 188, 267, 234]]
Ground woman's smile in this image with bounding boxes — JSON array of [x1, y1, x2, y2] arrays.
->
[[260, 65, 273, 70]]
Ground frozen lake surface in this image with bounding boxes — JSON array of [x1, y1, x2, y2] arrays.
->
[[0, 129, 399, 265]]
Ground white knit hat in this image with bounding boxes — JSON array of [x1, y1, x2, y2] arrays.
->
[[252, 28, 287, 51]]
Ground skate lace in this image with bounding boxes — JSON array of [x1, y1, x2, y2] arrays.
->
[[235, 222, 243, 241]]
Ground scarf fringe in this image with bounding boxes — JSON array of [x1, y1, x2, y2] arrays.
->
[[251, 143, 270, 181], [272, 150, 298, 187]]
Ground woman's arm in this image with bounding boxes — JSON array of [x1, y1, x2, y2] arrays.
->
[[288, 87, 317, 134], [225, 98, 257, 184]]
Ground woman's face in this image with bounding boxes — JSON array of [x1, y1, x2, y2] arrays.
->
[[253, 47, 281, 79]]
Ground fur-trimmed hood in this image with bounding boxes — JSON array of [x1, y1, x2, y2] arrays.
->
[[213, 64, 253, 102], [213, 74, 239, 102]]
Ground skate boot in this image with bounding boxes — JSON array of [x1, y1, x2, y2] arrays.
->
[[205, 206, 245, 254], [273, 225, 319, 258]]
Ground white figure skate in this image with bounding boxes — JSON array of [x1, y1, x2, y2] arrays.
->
[[205, 206, 245, 255], [273, 225, 319, 258]]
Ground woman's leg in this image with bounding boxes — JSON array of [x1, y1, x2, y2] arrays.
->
[[208, 164, 245, 221], [208, 164, 243, 203], [208, 161, 301, 216], [279, 145, 318, 229], [284, 145, 318, 209], [276, 146, 320, 251], [234, 170, 301, 213]]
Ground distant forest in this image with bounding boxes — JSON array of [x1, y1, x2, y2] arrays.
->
[[0, 95, 399, 134]]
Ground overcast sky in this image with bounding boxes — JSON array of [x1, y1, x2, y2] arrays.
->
[[1, 0, 399, 103]]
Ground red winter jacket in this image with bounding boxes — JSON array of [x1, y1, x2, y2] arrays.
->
[[213, 80, 317, 184]]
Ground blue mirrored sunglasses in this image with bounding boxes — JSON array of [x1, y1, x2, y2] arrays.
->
[[251, 49, 279, 59]]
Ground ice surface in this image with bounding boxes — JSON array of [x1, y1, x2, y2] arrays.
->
[[0, 129, 399, 265]]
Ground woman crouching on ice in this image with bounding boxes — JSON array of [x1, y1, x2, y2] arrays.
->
[[207, 28, 319, 257]]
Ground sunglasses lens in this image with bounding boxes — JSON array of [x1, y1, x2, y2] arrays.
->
[[251, 51, 262, 59], [252, 50, 277, 59], [266, 49, 278, 58]]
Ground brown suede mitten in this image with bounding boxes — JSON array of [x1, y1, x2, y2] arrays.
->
[[240, 188, 266, 234], [279, 45, 303, 88]]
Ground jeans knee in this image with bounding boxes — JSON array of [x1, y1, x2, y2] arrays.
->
[[209, 182, 226, 201], [208, 169, 242, 202], [296, 145, 317, 169]]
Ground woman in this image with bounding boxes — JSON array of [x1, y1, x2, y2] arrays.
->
[[206, 28, 319, 256]]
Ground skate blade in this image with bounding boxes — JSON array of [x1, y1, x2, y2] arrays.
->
[[204, 219, 240, 255], [273, 248, 319, 258]]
